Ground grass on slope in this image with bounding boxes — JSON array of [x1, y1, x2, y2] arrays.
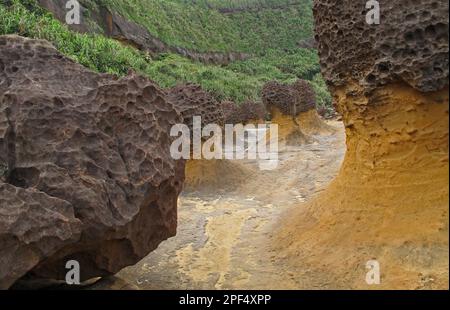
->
[[0, 0, 332, 113], [175, 0, 300, 10], [96, 0, 313, 53]]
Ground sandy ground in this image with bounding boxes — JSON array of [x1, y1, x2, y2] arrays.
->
[[112, 120, 346, 289]]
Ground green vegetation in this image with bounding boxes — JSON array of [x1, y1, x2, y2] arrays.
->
[[0, 0, 333, 113], [97, 0, 313, 53], [176, 0, 300, 10]]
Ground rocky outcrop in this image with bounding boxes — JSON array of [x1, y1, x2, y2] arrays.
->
[[222, 100, 266, 125], [262, 80, 316, 117], [239, 100, 267, 124], [275, 0, 449, 289], [314, 0, 448, 92], [36, 0, 250, 65], [0, 35, 185, 289], [221, 100, 241, 125], [262, 79, 331, 143], [167, 83, 224, 130], [165, 84, 250, 190]]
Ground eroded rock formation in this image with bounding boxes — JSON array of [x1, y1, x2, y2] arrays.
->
[[314, 0, 448, 92], [0, 35, 185, 289], [222, 100, 241, 125], [275, 0, 449, 289], [262, 80, 315, 116], [167, 83, 233, 189], [167, 83, 224, 130], [239, 100, 267, 124], [222, 100, 266, 125], [262, 79, 332, 144]]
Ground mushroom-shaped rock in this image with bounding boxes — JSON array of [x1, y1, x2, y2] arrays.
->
[[167, 83, 224, 130], [167, 84, 228, 189], [222, 100, 242, 125], [262, 80, 331, 143], [262, 81, 300, 116], [0, 35, 185, 289], [275, 1, 449, 289], [222, 100, 266, 125], [239, 100, 267, 124]]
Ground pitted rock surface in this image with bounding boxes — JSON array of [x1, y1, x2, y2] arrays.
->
[[222, 100, 242, 124], [167, 84, 224, 129], [0, 35, 185, 289], [222, 100, 266, 124], [313, 0, 449, 92], [262, 80, 316, 116], [239, 101, 267, 123]]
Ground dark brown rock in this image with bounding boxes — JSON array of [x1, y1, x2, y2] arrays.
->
[[222, 100, 266, 124], [0, 35, 185, 289], [313, 0, 449, 92], [167, 84, 224, 129], [222, 100, 242, 124], [262, 79, 316, 116], [239, 100, 267, 123]]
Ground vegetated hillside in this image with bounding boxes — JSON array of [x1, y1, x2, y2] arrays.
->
[[99, 0, 313, 52], [0, 0, 332, 113]]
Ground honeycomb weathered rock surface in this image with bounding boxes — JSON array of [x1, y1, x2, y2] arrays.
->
[[262, 80, 316, 116], [0, 35, 185, 289], [239, 100, 267, 122], [167, 83, 224, 129], [222, 100, 266, 124], [273, 1, 449, 289], [313, 0, 449, 92]]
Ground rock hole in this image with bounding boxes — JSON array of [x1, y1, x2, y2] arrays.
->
[[7, 167, 40, 189]]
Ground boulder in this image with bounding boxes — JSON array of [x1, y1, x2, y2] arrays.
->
[[167, 83, 224, 130], [314, 0, 448, 92], [261, 79, 330, 143], [262, 79, 316, 117], [274, 0, 449, 289], [222, 100, 266, 125], [0, 35, 185, 289]]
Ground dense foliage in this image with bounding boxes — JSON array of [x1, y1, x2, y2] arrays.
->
[[0, 0, 333, 113], [98, 0, 313, 53]]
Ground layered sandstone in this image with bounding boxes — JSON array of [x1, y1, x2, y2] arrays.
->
[[275, 0, 449, 289], [0, 35, 185, 289]]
